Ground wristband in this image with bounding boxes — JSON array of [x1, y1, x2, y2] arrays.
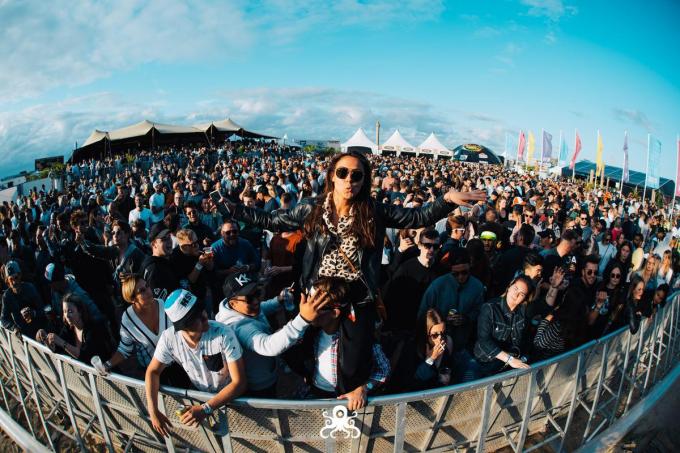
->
[[425, 358, 435, 366], [201, 402, 213, 415], [194, 262, 204, 271], [505, 355, 513, 365], [104, 360, 113, 372]]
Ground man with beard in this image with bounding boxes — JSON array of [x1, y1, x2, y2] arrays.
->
[[211, 220, 260, 288]]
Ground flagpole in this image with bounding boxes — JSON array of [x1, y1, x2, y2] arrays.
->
[[672, 133, 679, 219], [558, 130, 563, 166], [540, 128, 544, 174], [572, 129, 577, 182], [620, 131, 626, 197], [643, 133, 649, 202]]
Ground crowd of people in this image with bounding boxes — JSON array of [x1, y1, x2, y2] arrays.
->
[[1, 141, 678, 435]]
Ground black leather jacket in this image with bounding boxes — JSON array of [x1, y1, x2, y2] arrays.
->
[[233, 196, 456, 298]]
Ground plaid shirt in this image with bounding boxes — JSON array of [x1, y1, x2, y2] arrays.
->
[[474, 297, 527, 362], [314, 332, 390, 392]]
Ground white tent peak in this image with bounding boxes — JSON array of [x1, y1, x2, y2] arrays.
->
[[418, 132, 451, 155], [341, 128, 378, 153], [382, 129, 415, 152]]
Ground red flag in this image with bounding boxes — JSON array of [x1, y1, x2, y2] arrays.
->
[[570, 131, 582, 170], [675, 136, 680, 198], [517, 131, 526, 160]]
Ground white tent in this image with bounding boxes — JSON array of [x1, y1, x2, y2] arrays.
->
[[380, 129, 415, 154], [418, 132, 452, 157], [81, 130, 110, 148], [341, 128, 378, 154]]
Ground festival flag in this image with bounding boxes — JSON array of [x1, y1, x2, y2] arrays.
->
[[645, 134, 661, 189], [517, 130, 526, 160], [622, 131, 630, 183], [595, 130, 604, 177], [542, 130, 553, 161], [558, 131, 569, 164], [527, 131, 535, 164], [570, 130, 581, 170], [505, 132, 517, 161]]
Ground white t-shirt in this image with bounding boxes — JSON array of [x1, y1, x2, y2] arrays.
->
[[129, 208, 152, 230], [154, 321, 242, 392], [149, 193, 165, 224]]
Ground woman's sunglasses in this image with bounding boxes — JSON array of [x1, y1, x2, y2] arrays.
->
[[335, 167, 364, 183]]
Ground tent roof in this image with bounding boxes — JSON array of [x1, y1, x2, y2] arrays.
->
[[194, 117, 244, 133], [82, 130, 109, 147], [108, 120, 202, 141], [341, 128, 377, 150], [381, 129, 414, 151], [417, 132, 450, 153], [565, 159, 675, 196]]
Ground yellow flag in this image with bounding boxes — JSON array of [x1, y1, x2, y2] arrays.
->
[[527, 131, 535, 164], [596, 131, 604, 176]]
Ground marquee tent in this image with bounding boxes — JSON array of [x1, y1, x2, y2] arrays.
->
[[341, 128, 378, 154], [195, 118, 278, 141], [380, 130, 416, 155], [417, 132, 451, 157]]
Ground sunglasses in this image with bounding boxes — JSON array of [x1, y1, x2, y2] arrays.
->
[[222, 230, 238, 236], [181, 240, 199, 247], [335, 167, 364, 183], [610, 273, 621, 279], [420, 242, 439, 249], [585, 269, 597, 276], [429, 332, 446, 339]]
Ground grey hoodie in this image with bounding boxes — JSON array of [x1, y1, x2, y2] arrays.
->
[[215, 297, 309, 391]]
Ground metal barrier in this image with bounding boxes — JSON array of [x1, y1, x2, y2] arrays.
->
[[0, 295, 678, 452]]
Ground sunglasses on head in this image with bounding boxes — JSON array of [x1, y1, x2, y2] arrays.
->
[[335, 167, 364, 183]]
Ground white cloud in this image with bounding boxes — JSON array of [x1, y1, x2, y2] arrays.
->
[[0, 87, 513, 174], [520, 0, 578, 22], [0, 0, 443, 103]]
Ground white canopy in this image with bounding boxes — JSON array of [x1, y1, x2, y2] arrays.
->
[[108, 120, 202, 141], [82, 130, 110, 147], [380, 129, 415, 153], [417, 132, 451, 156], [194, 117, 243, 133], [341, 128, 378, 154]]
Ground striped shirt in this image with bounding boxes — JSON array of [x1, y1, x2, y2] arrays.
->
[[117, 300, 168, 368], [533, 319, 566, 360]]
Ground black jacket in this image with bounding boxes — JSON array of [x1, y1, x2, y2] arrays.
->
[[233, 196, 456, 298]]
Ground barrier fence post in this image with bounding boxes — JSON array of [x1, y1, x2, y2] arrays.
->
[[87, 372, 114, 453], [55, 359, 87, 452], [22, 342, 56, 452], [7, 333, 35, 438], [475, 384, 493, 453]]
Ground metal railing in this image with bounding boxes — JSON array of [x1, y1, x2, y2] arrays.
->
[[0, 295, 678, 452]]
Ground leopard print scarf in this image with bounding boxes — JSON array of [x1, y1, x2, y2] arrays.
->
[[318, 194, 362, 282]]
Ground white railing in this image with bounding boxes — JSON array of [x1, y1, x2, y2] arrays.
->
[[0, 295, 678, 452]]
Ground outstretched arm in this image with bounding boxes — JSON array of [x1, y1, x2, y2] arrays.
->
[[221, 197, 312, 232], [381, 190, 486, 229]]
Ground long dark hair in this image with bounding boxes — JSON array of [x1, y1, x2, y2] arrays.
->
[[303, 151, 375, 248], [416, 308, 445, 358]]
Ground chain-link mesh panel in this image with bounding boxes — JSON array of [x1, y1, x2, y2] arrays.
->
[[431, 387, 485, 450], [226, 405, 280, 437], [369, 403, 397, 434]]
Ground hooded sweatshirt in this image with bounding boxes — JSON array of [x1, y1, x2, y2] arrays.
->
[[215, 297, 309, 391]]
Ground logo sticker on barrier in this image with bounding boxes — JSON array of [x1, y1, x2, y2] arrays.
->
[[319, 405, 361, 439]]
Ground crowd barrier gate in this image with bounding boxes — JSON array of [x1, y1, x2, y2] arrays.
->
[[0, 294, 678, 452]]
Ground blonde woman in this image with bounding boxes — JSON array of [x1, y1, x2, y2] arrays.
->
[[91, 274, 168, 377], [636, 254, 659, 291], [657, 250, 673, 285]]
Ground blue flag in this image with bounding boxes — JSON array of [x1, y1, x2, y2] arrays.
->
[[558, 133, 568, 164], [645, 134, 661, 189], [542, 130, 553, 161]]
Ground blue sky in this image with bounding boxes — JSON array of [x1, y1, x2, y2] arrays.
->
[[1, 0, 679, 179]]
